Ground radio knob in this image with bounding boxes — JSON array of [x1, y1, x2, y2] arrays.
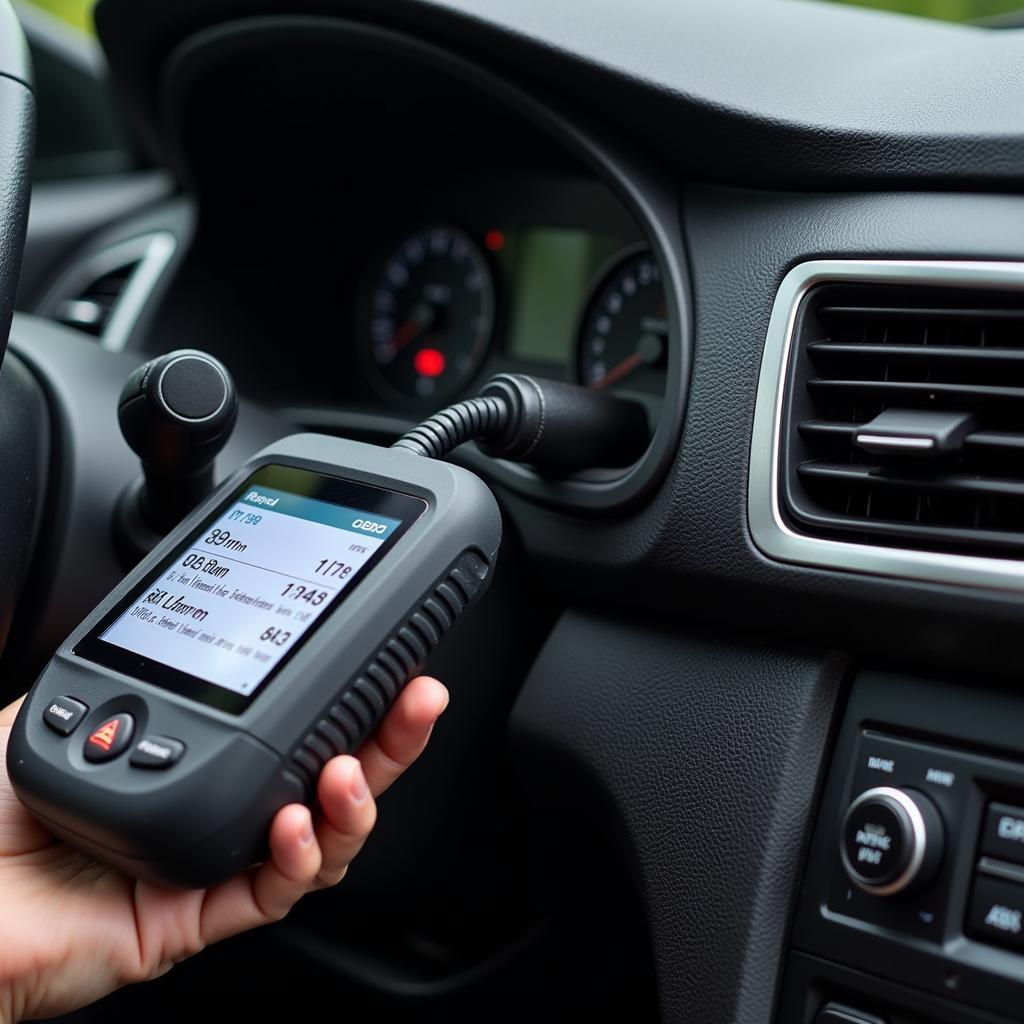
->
[[840, 786, 944, 897]]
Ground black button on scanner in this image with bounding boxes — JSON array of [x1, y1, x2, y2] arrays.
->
[[83, 713, 135, 763], [982, 803, 1024, 868], [130, 735, 185, 769], [42, 696, 88, 736]]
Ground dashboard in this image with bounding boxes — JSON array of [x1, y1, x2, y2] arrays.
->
[[11, 2, 1024, 1024], [62, 17, 692, 511]]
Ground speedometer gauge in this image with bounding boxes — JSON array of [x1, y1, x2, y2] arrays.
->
[[576, 247, 668, 396], [365, 225, 494, 402]]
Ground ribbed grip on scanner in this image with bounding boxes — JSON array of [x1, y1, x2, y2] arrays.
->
[[288, 550, 490, 790]]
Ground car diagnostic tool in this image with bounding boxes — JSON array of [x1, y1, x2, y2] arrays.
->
[[7, 434, 501, 887], [8, 355, 649, 888]]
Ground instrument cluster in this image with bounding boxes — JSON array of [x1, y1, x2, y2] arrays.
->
[[355, 203, 670, 418]]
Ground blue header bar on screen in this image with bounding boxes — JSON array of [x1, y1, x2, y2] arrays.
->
[[240, 487, 403, 538]]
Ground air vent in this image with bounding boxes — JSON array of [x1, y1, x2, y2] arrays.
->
[[785, 282, 1024, 555], [749, 260, 1024, 591], [39, 231, 176, 351], [54, 262, 137, 337]]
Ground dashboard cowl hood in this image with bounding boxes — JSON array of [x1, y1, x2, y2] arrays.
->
[[94, 0, 1024, 189]]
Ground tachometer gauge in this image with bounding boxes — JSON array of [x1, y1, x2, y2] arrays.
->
[[365, 225, 494, 402], [576, 247, 668, 396]]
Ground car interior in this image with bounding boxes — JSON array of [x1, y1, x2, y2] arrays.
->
[[3, 1, 1024, 1022]]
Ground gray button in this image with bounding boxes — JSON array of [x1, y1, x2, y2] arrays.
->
[[982, 803, 1024, 867], [42, 696, 88, 736], [967, 875, 1024, 953], [130, 735, 185, 769]]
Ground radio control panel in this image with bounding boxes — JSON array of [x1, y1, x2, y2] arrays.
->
[[784, 672, 1024, 1024], [826, 730, 1024, 959]]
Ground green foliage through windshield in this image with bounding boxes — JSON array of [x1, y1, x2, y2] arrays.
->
[[23, 0, 93, 34], [827, 0, 1023, 21]]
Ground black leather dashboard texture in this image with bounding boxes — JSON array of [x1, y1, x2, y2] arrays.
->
[[511, 609, 844, 1024], [96, 0, 1024, 188]]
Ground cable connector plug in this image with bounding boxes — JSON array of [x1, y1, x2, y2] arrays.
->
[[392, 373, 649, 474]]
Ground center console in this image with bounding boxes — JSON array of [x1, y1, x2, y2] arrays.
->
[[780, 672, 1024, 1023]]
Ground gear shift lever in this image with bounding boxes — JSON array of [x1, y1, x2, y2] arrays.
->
[[118, 349, 238, 535]]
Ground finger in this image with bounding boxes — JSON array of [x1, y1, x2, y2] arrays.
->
[[357, 676, 448, 798], [200, 804, 320, 944], [0, 696, 25, 729], [312, 755, 376, 888], [199, 678, 446, 944], [0, 696, 55, 854], [259, 804, 322, 906]]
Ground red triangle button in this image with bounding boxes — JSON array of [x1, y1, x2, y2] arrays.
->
[[84, 713, 134, 762], [89, 718, 120, 751]]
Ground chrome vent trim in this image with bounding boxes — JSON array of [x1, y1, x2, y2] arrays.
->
[[749, 259, 1024, 592], [39, 231, 176, 352]]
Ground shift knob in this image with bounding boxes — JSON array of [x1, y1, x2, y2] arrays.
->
[[118, 350, 237, 532]]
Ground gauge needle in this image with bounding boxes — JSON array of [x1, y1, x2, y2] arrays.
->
[[591, 332, 665, 390], [592, 351, 643, 390], [386, 301, 436, 362]]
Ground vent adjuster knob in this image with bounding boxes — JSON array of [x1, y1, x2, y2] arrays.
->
[[854, 409, 977, 459]]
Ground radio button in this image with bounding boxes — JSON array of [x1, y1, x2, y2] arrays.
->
[[982, 803, 1024, 867], [130, 735, 185, 769], [83, 713, 134, 762], [42, 697, 88, 736], [967, 875, 1024, 953]]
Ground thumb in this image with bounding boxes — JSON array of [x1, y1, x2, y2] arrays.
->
[[0, 698, 55, 855]]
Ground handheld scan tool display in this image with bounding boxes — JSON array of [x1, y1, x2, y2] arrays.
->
[[7, 435, 501, 888]]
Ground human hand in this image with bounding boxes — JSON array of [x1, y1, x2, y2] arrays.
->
[[0, 675, 448, 1024]]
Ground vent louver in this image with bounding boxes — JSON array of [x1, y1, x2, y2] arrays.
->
[[38, 231, 177, 352], [782, 282, 1024, 557], [54, 262, 138, 337]]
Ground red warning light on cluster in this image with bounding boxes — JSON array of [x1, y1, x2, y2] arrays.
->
[[414, 347, 446, 378], [484, 228, 505, 252]]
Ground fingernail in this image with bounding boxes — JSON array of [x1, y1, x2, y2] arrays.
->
[[300, 817, 314, 844], [351, 765, 369, 802]]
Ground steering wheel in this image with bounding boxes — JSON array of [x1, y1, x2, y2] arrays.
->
[[0, 5, 45, 659]]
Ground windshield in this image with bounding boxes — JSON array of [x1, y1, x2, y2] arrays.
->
[[21, 0, 1024, 31]]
